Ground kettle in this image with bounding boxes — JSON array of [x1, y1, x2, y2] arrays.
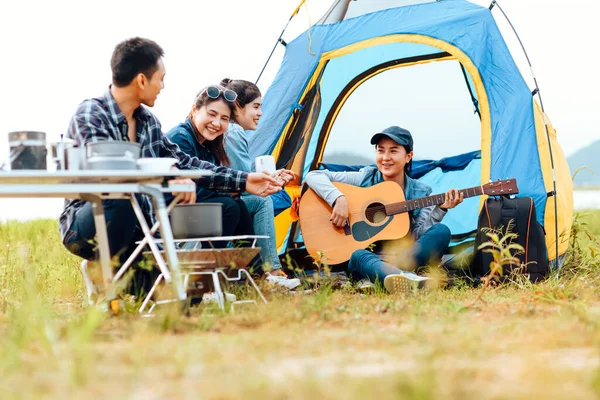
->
[[49, 137, 86, 170]]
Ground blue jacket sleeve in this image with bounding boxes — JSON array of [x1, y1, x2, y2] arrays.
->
[[225, 124, 254, 172], [164, 122, 246, 193]]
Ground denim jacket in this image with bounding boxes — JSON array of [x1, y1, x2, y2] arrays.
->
[[304, 166, 446, 239]]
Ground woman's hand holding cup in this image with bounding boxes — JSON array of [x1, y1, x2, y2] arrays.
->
[[273, 169, 297, 186], [246, 172, 282, 197], [255, 155, 297, 186]]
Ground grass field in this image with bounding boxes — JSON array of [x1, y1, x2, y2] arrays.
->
[[1, 212, 600, 399]]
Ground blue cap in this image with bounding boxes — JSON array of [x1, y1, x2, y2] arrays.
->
[[370, 126, 413, 150]]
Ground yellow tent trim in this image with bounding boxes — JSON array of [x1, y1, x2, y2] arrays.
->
[[271, 61, 329, 160], [533, 100, 573, 259], [274, 185, 302, 251]]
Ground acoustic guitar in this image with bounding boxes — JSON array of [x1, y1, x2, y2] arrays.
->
[[299, 179, 519, 265]]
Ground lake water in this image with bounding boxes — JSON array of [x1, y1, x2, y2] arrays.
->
[[1, 191, 599, 223]]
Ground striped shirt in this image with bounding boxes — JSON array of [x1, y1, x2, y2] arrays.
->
[[59, 88, 248, 242]]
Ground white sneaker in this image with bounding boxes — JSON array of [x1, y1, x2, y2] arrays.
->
[[357, 278, 375, 291], [383, 273, 430, 295], [80, 260, 98, 305], [202, 292, 237, 304], [266, 273, 301, 290]]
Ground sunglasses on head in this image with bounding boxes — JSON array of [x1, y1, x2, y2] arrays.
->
[[202, 85, 238, 103]]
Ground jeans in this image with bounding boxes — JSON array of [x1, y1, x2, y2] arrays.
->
[[63, 198, 144, 263], [348, 223, 451, 283], [241, 194, 283, 270], [62, 197, 161, 295]]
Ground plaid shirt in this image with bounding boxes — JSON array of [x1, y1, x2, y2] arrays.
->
[[59, 88, 247, 242]]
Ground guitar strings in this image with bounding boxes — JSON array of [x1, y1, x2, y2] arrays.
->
[[347, 206, 386, 214], [347, 203, 409, 215], [346, 199, 441, 218], [347, 206, 388, 217], [331, 190, 477, 219], [346, 195, 448, 217]]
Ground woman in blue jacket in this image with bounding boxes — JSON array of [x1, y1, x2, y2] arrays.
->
[[166, 85, 254, 238]]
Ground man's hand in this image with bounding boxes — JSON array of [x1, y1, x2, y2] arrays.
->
[[168, 177, 196, 204], [246, 172, 282, 197], [273, 169, 298, 186], [439, 188, 463, 211], [168, 167, 196, 204], [330, 195, 349, 228]]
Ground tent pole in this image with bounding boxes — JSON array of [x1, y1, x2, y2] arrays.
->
[[459, 63, 481, 119], [256, 0, 307, 85], [491, 1, 561, 271]]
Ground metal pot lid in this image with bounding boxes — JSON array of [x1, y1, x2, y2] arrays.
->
[[8, 131, 46, 141]]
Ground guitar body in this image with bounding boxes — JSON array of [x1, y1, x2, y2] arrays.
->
[[299, 181, 410, 265]]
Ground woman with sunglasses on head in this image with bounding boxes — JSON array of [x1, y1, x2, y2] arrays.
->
[[222, 78, 298, 284], [166, 85, 255, 240]]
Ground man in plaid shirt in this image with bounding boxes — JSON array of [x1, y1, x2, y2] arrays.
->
[[60, 37, 281, 275]]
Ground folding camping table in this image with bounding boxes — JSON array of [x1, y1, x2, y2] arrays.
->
[[0, 170, 211, 303]]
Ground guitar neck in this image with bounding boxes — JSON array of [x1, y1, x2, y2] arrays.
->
[[385, 185, 484, 215]]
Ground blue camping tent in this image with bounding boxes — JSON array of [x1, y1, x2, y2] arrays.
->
[[250, 0, 573, 263]]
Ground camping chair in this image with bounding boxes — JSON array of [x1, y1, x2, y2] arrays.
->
[[138, 235, 269, 314]]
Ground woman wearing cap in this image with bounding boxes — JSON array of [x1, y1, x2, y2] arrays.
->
[[304, 126, 463, 294], [166, 85, 254, 239], [221, 78, 299, 285]]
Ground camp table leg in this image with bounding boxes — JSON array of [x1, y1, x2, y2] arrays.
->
[[141, 185, 187, 302], [139, 273, 164, 314], [128, 194, 172, 283], [80, 194, 114, 297], [113, 193, 183, 283]]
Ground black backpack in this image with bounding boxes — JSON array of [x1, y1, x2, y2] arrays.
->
[[471, 196, 549, 283]]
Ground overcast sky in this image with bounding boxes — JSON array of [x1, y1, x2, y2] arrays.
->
[[0, 0, 598, 220]]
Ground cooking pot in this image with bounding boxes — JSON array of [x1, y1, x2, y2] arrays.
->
[[86, 156, 138, 171], [170, 203, 223, 239], [84, 141, 141, 171], [49, 138, 87, 170], [86, 141, 141, 159]]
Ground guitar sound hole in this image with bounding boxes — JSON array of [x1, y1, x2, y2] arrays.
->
[[365, 202, 387, 224]]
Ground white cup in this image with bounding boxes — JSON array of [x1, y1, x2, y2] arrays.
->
[[255, 155, 276, 174]]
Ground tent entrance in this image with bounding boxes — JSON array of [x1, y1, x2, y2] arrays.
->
[[272, 34, 493, 187], [273, 35, 496, 252], [285, 58, 487, 247], [311, 53, 486, 172]]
